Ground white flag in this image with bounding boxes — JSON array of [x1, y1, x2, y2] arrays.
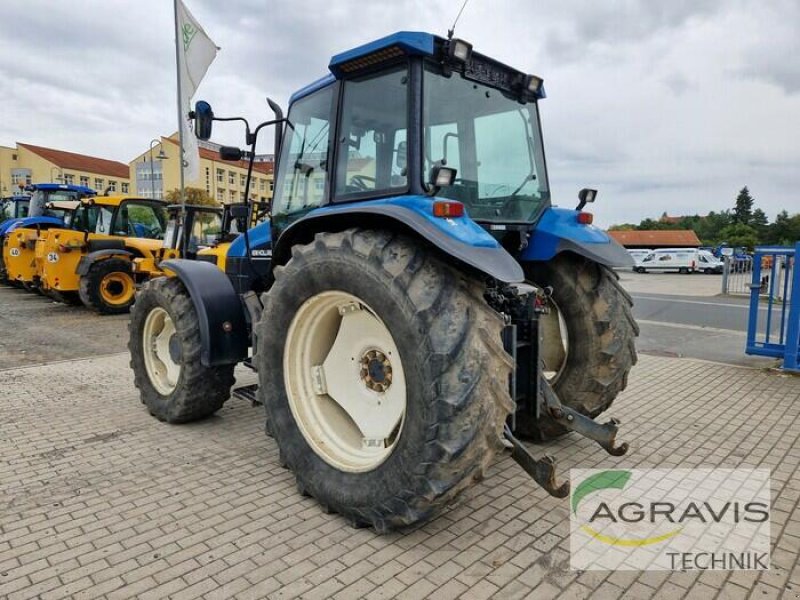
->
[[176, 0, 218, 183]]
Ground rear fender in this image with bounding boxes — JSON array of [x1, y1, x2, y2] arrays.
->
[[159, 259, 249, 367], [76, 249, 133, 276], [272, 195, 524, 283], [521, 207, 633, 267]]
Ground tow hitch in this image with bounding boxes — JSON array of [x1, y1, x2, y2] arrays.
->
[[494, 283, 629, 498]]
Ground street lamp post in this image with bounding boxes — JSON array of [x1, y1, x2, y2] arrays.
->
[[148, 139, 168, 199]]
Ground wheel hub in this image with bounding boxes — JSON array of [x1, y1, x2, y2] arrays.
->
[[360, 349, 392, 393]]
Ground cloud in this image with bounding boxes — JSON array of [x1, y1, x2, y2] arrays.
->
[[0, 0, 797, 228]]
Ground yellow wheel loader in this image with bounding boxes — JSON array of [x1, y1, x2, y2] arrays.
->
[[2, 200, 81, 292], [38, 195, 174, 314]]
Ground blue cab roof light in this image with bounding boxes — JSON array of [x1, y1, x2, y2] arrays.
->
[[328, 31, 435, 78]]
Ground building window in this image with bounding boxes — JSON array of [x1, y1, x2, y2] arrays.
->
[[25, 174, 32, 185], [269, 180, 274, 192], [95, 178, 104, 190], [240, 174, 246, 188], [63, 174, 75, 185], [259, 179, 265, 192], [217, 168, 224, 183], [122, 183, 129, 193], [11, 173, 23, 186], [229, 190, 237, 202], [228, 171, 235, 185], [216, 189, 224, 202], [11, 153, 17, 160], [108, 180, 117, 192], [80, 176, 89, 187], [205, 167, 210, 193]]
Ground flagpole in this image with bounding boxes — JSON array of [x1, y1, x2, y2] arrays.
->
[[172, 0, 186, 211]]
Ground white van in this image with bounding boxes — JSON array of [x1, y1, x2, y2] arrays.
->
[[636, 248, 699, 274], [697, 250, 723, 274], [627, 249, 653, 270]]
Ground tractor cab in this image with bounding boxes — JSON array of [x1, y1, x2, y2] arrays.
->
[[25, 183, 96, 218], [1, 196, 31, 223]]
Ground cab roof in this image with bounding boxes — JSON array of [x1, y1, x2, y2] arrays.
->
[[25, 183, 96, 195], [290, 31, 545, 104], [85, 195, 166, 207]]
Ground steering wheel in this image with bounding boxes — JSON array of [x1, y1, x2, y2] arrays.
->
[[348, 174, 375, 192]]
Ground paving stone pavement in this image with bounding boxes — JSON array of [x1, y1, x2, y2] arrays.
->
[[1, 353, 799, 599]]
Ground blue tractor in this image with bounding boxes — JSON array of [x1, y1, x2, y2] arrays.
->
[[129, 32, 637, 530]]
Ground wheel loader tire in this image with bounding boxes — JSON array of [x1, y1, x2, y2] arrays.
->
[[522, 253, 638, 440], [79, 257, 136, 314], [129, 277, 236, 423], [255, 229, 514, 532]]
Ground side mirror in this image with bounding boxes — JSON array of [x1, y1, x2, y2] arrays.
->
[[193, 100, 214, 141], [395, 141, 407, 170], [576, 188, 597, 211], [219, 146, 243, 161]]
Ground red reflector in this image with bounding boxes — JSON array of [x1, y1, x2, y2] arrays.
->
[[577, 212, 593, 225], [58, 245, 71, 253], [432, 201, 464, 218]]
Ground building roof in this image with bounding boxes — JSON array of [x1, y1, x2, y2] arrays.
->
[[608, 230, 701, 248], [18, 143, 129, 179], [659, 213, 708, 224], [162, 137, 273, 175]]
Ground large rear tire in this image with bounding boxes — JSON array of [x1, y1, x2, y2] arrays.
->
[[129, 277, 236, 423], [522, 254, 638, 439], [79, 258, 136, 315], [255, 229, 514, 531]]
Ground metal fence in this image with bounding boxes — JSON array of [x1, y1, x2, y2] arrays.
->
[[745, 243, 800, 372], [721, 255, 755, 295]]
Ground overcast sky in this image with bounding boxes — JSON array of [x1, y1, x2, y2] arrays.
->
[[1, 0, 798, 226]]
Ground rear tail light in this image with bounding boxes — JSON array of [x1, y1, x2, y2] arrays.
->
[[432, 200, 464, 218], [577, 212, 594, 225]]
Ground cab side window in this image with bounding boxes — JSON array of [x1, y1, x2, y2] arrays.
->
[[335, 65, 409, 197]]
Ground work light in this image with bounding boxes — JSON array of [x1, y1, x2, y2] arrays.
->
[[447, 38, 473, 63], [430, 165, 457, 188], [524, 74, 544, 95]]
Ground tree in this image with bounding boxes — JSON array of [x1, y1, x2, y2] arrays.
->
[[732, 186, 754, 225], [717, 223, 758, 250], [750, 208, 769, 240], [608, 223, 636, 231], [165, 187, 220, 207], [767, 210, 800, 246]]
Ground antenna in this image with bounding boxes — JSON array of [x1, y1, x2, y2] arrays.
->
[[447, 0, 471, 39]]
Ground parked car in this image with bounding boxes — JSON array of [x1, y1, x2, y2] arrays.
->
[[636, 248, 699, 274]]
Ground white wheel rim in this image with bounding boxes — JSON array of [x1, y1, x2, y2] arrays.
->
[[284, 291, 407, 473], [142, 307, 181, 396]]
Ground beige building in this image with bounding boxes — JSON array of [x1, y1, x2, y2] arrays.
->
[[128, 135, 274, 205], [0, 142, 130, 197]]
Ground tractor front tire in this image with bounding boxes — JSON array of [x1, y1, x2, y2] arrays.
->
[[79, 258, 136, 314], [523, 254, 638, 439], [129, 277, 236, 423], [255, 229, 514, 531]]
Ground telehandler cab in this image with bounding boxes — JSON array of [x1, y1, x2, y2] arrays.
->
[[38, 195, 170, 312], [129, 32, 637, 530]]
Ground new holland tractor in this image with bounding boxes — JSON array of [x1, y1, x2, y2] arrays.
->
[[36, 194, 172, 312], [129, 32, 638, 530], [0, 184, 96, 285]]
